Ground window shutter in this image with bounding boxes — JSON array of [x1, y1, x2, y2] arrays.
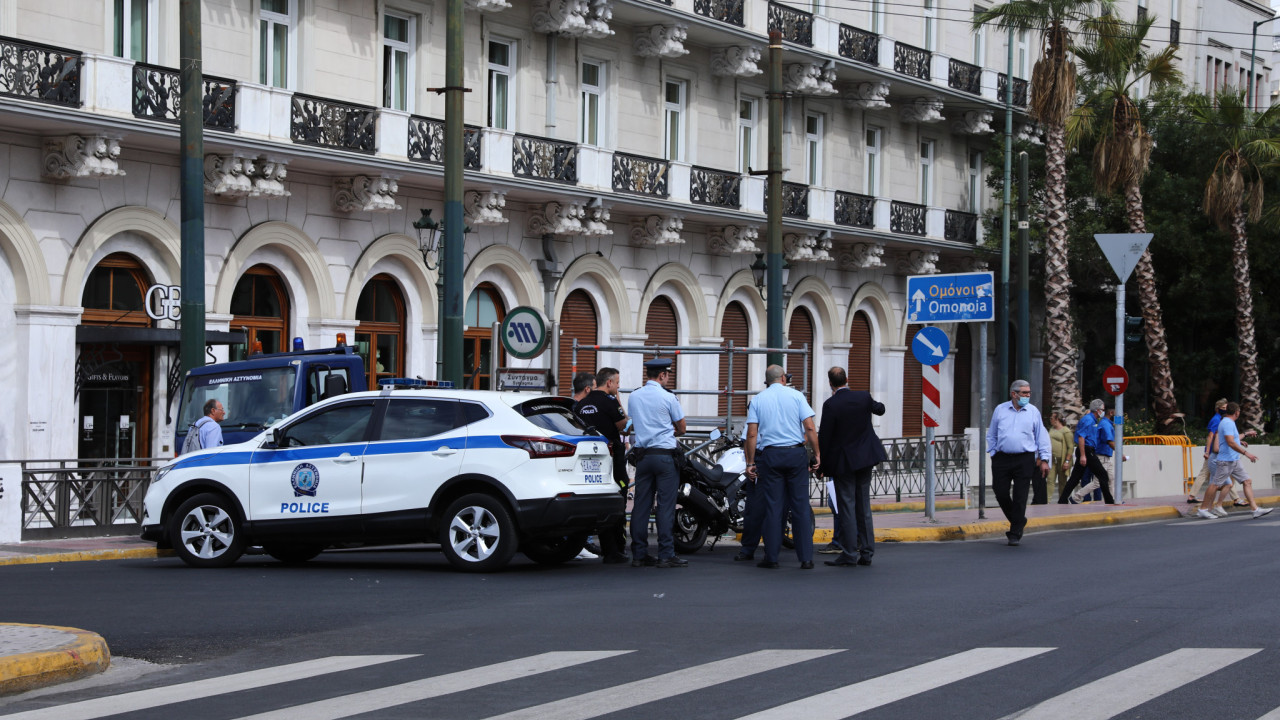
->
[[952, 324, 972, 431], [787, 308, 815, 406], [719, 302, 750, 417], [848, 311, 872, 392], [644, 297, 679, 388], [557, 290, 598, 396], [902, 323, 923, 436]]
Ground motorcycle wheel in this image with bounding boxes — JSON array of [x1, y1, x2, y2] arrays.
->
[[781, 507, 816, 550], [672, 504, 709, 554]]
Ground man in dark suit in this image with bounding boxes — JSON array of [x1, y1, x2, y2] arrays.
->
[[818, 366, 887, 567]]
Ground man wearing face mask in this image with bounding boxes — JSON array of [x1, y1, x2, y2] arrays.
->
[[985, 380, 1051, 546]]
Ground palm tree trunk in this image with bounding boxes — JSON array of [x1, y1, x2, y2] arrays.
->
[[1043, 122, 1082, 420], [1124, 182, 1180, 432], [1230, 206, 1263, 432]]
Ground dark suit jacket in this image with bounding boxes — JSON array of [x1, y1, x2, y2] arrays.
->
[[819, 387, 888, 477]]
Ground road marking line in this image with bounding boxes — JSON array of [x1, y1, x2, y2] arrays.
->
[[234, 651, 631, 720], [0, 655, 417, 720], [1256, 706, 1280, 719], [734, 647, 1053, 720], [1009, 648, 1260, 719], [483, 649, 841, 720]]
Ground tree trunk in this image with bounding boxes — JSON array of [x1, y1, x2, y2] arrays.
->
[[1043, 122, 1082, 421], [1124, 182, 1180, 432], [1230, 206, 1263, 432]]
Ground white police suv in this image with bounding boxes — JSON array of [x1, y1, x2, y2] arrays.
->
[[140, 383, 623, 572]]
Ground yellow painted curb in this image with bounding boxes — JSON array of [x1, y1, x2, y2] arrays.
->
[[0, 548, 172, 567], [0, 623, 110, 696], [813, 500, 968, 515], [875, 506, 1183, 543]]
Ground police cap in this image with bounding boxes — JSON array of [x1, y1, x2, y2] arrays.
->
[[644, 358, 673, 377]]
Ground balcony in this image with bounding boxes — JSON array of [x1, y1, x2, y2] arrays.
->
[[767, 2, 813, 46], [894, 42, 931, 81], [0, 36, 80, 107], [891, 201, 927, 236], [694, 0, 745, 27], [131, 62, 236, 131], [838, 24, 879, 66], [947, 58, 982, 96], [764, 181, 810, 219], [513, 133, 579, 184], [997, 73, 1029, 107], [944, 210, 978, 244], [689, 166, 741, 209], [834, 192, 876, 229], [612, 152, 670, 198], [407, 115, 481, 169], [290, 94, 377, 153]]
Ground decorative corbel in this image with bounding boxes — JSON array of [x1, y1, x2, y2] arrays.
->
[[837, 242, 887, 270], [844, 82, 891, 110], [898, 249, 940, 275], [707, 225, 760, 255], [784, 232, 816, 262], [583, 0, 614, 38], [464, 190, 509, 226], [465, 0, 511, 10], [710, 46, 763, 77], [527, 201, 587, 236], [584, 202, 613, 236], [203, 153, 255, 197], [532, 0, 588, 35], [333, 174, 400, 213], [251, 156, 291, 198], [629, 215, 683, 247], [951, 110, 994, 135], [900, 97, 944, 123], [42, 135, 126, 179], [634, 24, 688, 58]]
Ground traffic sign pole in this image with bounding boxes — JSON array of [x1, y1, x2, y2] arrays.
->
[[1115, 284, 1125, 502], [922, 363, 941, 521]]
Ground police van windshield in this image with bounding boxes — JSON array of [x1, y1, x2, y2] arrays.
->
[[515, 398, 592, 436], [179, 368, 297, 433]]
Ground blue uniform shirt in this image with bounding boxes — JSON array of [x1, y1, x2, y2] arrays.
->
[[747, 382, 814, 448], [985, 401, 1051, 461], [1074, 413, 1098, 449], [628, 380, 685, 449], [1217, 417, 1242, 462], [1095, 416, 1115, 457], [1207, 413, 1223, 458]]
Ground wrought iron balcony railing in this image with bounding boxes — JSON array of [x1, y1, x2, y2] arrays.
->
[[290, 93, 377, 153], [764, 181, 810, 219], [690, 166, 741, 209], [767, 2, 814, 46], [944, 209, 978, 244], [894, 42, 931, 81], [838, 24, 879, 65], [407, 115, 482, 169], [0, 35, 81, 107], [890, 201, 927, 236], [948, 58, 982, 95], [835, 191, 876, 229], [513, 133, 579, 184], [131, 62, 236, 131], [1170, 19, 1180, 46], [695, 0, 745, 26], [997, 73, 1029, 107], [612, 152, 669, 198]]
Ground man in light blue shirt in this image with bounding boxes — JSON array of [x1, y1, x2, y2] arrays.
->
[[626, 358, 687, 567], [196, 399, 226, 450], [743, 365, 820, 569], [1199, 402, 1272, 519], [985, 379, 1050, 545]]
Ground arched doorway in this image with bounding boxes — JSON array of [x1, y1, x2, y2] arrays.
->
[[719, 301, 750, 418], [953, 324, 972, 431], [788, 307, 815, 406], [463, 283, 504, 389], [644, 296, 678, 389], [355, 274, 406, 390], [848, 310, 872, 392], [78, 253, 153, 460], [902, 323, 924, 436], [558, 289, 598, 396], [229, 265, 289, 360]]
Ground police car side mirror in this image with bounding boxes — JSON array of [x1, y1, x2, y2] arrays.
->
[[268, 427, 284, 449], [710, 429, 722, 441]]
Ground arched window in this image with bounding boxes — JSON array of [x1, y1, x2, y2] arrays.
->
[[229, 265, 289, 361], [719, 301, 750, 418], [788, 307, 815, 406], [558, 289, 598, 397], [902, 323, 923, 436], [355, 274, 406, 390], [952, 324, 973, 431], [81, 252, 152, 326], [643, 296, 678, 389], [463, 283, 505, 389], [848, 311, 872, 392]]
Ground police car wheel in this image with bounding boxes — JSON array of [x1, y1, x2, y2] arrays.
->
[[265, 544, 326, 564], [439, 493, 517, 572], [169, 493, 246, 568], [521, 531, 589, 565]]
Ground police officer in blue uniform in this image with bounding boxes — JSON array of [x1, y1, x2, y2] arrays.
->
[[627, 358, 688, 568]]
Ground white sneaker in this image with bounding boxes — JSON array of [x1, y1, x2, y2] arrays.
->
[[1253, 507, 1273, 519], [575, 548, 599, 560], [1196, 509, 1218, 519], [1213, 506, 1230, 518]]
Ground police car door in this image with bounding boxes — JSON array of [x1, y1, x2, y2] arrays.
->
[[247, 399, 375, 531], [360, 397, 466, 528]]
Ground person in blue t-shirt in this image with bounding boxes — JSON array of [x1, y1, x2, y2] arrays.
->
[[1058, 399, 1114, 504], [1078, 406, 1117, 502], [1197, 402, 1273, 519], [1187, 399, 1241, 505]]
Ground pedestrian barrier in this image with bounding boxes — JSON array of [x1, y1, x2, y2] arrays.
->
[[20, 459, 162, 540], [1125, 435, 1195, 495]]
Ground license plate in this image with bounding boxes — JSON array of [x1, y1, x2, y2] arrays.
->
[[581, 458, 602, 473]]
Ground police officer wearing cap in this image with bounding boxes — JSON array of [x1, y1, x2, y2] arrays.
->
[[627, 357, 688, 568]]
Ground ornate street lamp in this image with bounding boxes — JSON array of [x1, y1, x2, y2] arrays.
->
[[750, 253, 790, 301], [413, 208, 442, 270]]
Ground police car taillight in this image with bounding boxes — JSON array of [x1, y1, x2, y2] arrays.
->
[[501, 435, 577, 459]]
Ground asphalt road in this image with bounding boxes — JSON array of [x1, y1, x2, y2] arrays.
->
[[1, 514, 1279, 719]]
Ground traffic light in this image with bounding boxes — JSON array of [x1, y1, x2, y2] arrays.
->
[[1124, 315, 1143, 344]]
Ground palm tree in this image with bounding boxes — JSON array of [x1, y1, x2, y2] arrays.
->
[[975, 0, 1112, 421], [1070, 15, 1181, 431], [1188, 90, 1280, 432]]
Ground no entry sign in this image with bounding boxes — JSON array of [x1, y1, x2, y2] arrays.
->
[[1104, 365, 1129, 396]]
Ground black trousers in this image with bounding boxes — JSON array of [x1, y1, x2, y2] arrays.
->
[[831, 467, 874, 562], [991, 452, 1034, 539], [1058, 448, 1114, 504], [1030, 464, 1049, 505]]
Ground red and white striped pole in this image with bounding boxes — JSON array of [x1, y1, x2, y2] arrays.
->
[[922, 363, 941, 520]]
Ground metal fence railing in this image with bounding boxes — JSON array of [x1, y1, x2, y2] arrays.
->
[[21, 459, 163, 540]]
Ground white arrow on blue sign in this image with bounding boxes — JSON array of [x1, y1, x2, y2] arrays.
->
[[906, 271, 995, 324], [912, 326, 951, 365]]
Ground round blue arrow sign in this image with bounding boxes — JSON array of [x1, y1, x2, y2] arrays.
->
[[912, 326, 950, 366]]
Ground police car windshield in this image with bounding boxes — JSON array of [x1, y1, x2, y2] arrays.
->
[[180, 367, 297, 431], [515, 399, 592, 436]]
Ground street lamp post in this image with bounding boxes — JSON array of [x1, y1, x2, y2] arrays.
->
[[1249, 16, 1277, 111]]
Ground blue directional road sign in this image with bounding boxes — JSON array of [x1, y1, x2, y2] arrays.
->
[[906, 271, 995, 324], [912, 326, 950, 366]]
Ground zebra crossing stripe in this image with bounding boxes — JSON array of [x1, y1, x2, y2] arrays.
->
[[1011, 648, 1261, 719], [1255, 705, 1280, 719], [736, 647, 1055, 720], [232, 650, 631, 720], [482, 649, 842, 720], [0, 655, 417, 720]]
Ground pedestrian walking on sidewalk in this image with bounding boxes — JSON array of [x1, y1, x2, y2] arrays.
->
[[627, 358, 689, 568], [1197, 402, 1273, 520], [1047, 412, 1072, 502], [1058, 400, 1115, 505], [985, 380, 1051, 546], [743, 365, 821, 569], [818, 366, 886, 567], [1188, 399, 1242, 506]]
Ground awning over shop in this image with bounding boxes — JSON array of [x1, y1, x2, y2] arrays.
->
[[76, 327, 247, 346]]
